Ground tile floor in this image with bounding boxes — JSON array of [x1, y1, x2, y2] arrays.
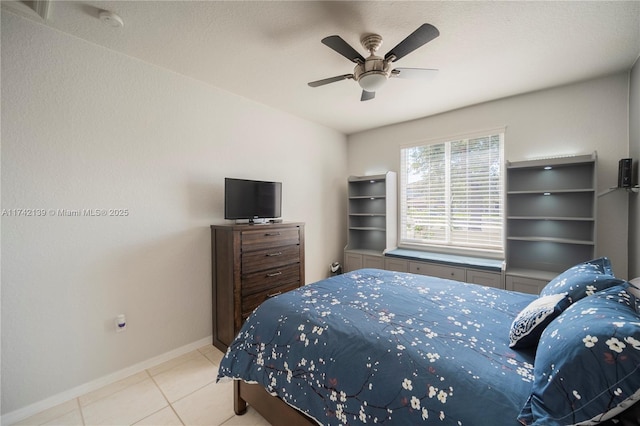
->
[[14, 345, 270, 426]]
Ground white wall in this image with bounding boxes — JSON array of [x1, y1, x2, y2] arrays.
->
[[629, 57, 640, 278], [1, 12, 347, 416], [348, 73, 631, 278]]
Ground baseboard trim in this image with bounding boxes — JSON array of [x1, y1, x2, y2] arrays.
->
[[1, 335, 213, 425]]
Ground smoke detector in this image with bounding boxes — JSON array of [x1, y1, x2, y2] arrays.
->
[[98, 10, 124, 28]]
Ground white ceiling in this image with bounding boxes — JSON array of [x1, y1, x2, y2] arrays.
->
[[4, 1, 640, 134]]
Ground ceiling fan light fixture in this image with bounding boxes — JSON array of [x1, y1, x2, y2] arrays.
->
[[309, 24, 440, 100], [358, 72, 387, 92]]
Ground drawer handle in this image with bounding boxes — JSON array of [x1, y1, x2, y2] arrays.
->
[[267, 271, 282, 277], [265, 232, 281, 236], [267, 291, 282, 298], [266, 252, 282, 257]]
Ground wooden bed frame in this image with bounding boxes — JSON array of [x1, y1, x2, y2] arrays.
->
[[234, 380, 317, 425]]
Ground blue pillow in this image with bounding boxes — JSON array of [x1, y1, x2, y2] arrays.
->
[[517, 284, 640, 425], [509, 293, 572, 349], [539, 257, 624, 302]]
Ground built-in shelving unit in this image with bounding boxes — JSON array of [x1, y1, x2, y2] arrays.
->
[[344, 172, 397, 272], [505, 153, 597, 293]]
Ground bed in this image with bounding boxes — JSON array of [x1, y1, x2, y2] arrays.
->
[[217, 261, 640, 425]]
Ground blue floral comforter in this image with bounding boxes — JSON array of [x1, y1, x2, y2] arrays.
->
[[217, 269, 538, 425]]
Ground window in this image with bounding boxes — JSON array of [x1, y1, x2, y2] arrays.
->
[[400, 131, 504, 254]]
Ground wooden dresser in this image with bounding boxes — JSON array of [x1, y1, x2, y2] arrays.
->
[[210, 222, 305, 351]]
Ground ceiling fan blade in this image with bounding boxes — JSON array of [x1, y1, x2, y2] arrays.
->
[[391, 68, 439, 79], [384, 23, 439, 62], [361, 90, 375, 101], [322, 35, 365, 63], [308, 74, 353, 87]]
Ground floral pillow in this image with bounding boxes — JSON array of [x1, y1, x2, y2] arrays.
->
[[539, 257, 624, 302], [517, 284, 640, 425], [509, 293, 572, 349]]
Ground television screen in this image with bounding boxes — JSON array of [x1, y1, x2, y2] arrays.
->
[[224, 178, 282, 220]]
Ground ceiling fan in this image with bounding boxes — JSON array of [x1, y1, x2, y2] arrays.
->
[[308, 23, 440, 101]]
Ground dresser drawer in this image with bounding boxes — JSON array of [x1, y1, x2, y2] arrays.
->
[[242, 263, 301, 297], [242, 244, 300, 274], [241, 281, 300, 320], [241, 227, 300, 251]]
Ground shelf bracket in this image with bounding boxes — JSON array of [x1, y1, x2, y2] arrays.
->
[[597, 187, 618, 197], [598, 186, 640, 197]]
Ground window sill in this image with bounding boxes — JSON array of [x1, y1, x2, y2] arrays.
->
[[385, 248, 504, 272]]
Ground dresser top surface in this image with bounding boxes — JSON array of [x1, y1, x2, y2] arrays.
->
[[211, 222, 304, 231]]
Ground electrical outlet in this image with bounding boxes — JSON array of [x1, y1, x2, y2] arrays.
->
[[116, 314, 126, 332]]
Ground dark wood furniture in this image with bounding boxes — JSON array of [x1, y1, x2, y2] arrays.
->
[[210, 222, 305, 352], [234, 381, 317, 425]]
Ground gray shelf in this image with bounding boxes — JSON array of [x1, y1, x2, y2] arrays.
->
[[508, 216, 594, 221], [507, 188, 594, 195], [350, 195, 386, 200], [506, 268, 557, 281], [507, 236, 595, 245], [506, 153, 597, 282], [345, 172, 397, 257]]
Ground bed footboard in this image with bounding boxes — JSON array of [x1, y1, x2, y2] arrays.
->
[[233, 380, 317, 425]]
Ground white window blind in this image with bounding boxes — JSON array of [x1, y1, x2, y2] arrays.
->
[[400, 132, 504, 253]]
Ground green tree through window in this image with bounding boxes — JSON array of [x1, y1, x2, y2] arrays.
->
[[400, 132, 504, 253]]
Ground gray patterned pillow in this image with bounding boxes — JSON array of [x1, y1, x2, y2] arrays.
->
[[509, 293, 572, 349]]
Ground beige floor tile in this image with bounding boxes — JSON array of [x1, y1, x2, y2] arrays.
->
[[79, 371, 149, 407], [152, 355, 218, 403], [17, 347, 274, 426], [148, 350, 204, 377], [14, 399, 80, 425], [171, 381, 234, 426], [42, 408, 83, 426], [133, 406, 183, 426], [197, 344, 215, 355], [203, 347, 224, 367], [220, 407, 271, 425], [81, 378, 167, 425]]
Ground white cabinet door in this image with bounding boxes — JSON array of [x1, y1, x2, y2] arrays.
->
[[363, 255, 384, 269], [344, 252, 363, 272], [384, 258, 408, 272], [409, 261, 465, 281], [505, 275, 547, 295], [466, 269, 504, 289]]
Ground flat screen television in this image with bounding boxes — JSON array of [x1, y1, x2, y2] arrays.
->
[[224, 178, 282, 221]]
